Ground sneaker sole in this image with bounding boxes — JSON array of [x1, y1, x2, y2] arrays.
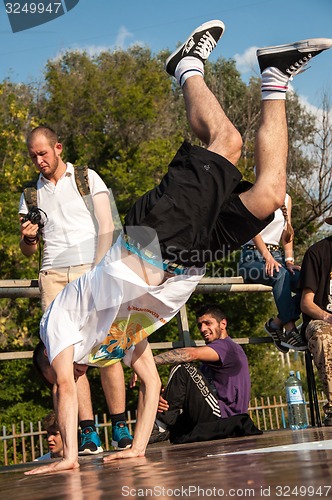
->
[[78, 446, 103, 455], [165, 20, 225, 73], [280, 341, 307, 351], [257, 38, 332, 57], [111, 440, 132, 450]]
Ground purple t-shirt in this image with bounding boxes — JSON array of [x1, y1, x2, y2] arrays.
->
[[200, 337, 251, 417]]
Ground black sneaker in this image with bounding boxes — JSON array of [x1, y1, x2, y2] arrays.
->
[[264, 319, 289, 353], [165, 20, 225, 77], [148, 422, 170, 444], [257, 38, 332, 78], [281, 327, 307, 351]]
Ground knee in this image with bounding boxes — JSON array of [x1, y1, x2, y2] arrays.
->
[[273, 188, 286, 211], [263, 185, 286, 214], [273, 265, 287, 281], [223, 128, 243, 165], [212, 126, 243, 165], [230, 131, 243, 164]]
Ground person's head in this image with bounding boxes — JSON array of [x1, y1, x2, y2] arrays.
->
[[195, 304, 228, 344], [26, 126, 63, 179], [33, 340, 55, 388], [33, 340, 88, 387], [43, 411, 63, 458]]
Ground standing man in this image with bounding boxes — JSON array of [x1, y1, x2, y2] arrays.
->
[[25, 21, 332, 475], [299, 213, 332, 426], [149, 304, 258, 444], [19, 126, 132, 452]]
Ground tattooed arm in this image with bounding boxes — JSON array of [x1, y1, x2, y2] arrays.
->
[[154, 348, 195, 366], [154, 346, 219, 366]]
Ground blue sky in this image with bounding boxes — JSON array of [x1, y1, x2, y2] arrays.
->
[[0, 0, 331, 111]]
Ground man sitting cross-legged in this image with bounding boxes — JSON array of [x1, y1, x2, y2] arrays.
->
[[148, 304, 262, 445]]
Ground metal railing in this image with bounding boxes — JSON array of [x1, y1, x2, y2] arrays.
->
[[0, 277, 273, 360], [1, 277, 323, 467], [1, 392, 327, 467]]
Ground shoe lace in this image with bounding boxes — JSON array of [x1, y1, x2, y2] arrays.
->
[[289, 328, 305, 344], [114, 422, 131, 440], [80, 427, 95, 446], [286, 55, 311, 79], [193, 31, 217, 59]]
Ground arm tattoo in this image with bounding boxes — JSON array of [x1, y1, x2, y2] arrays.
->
[[154, 349, 192, 366]]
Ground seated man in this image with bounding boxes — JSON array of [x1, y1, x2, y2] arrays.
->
[[299, 213, 332, 426], [149, 304, 261, 444], [35, 411, 63, 461], [25, 20, 332, 475]]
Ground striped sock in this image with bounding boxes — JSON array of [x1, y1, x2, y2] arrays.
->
[[261, 67, 289, 100], [174, 57, 204, 87]]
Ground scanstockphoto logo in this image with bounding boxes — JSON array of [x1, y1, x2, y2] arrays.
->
[[3, 0, 79, 33]]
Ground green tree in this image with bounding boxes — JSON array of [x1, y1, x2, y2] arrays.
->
[[0, 47, 326, 431]]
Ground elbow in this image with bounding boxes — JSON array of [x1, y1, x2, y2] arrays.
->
[[151, 372, 162, 392], [186, 348, 198, 362], [145, 370, 162, 395], [99, 221, 115, 237]]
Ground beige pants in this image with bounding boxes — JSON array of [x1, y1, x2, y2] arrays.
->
[[305, 319, 332, 413], [39, 264, 92, 311]]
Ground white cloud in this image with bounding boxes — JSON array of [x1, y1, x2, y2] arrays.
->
[[234, 46, 258, 74], [50, 25, 146, 63], [114, 25, 134, 50]]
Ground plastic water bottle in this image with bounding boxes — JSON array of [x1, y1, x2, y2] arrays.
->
[[285, 370, 308, 430]]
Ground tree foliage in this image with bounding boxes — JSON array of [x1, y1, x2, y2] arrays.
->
[[0, 47, 329, 432]]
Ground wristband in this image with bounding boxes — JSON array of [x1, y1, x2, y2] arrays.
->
[[285, 257, 294, 263], [23, 235, 39, 246]]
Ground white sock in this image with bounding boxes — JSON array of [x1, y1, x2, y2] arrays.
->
[[174, 57, 204, 87], [261, 67, 289, 100]]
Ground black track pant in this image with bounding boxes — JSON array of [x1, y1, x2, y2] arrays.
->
[[157, 363, 262, 444]]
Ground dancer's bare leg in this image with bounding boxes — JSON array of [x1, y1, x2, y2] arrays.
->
[[240, 99, 287, 220], [166, 20, 242, 164], [182, 76, 242, 164], [241, 37, 332, 220]]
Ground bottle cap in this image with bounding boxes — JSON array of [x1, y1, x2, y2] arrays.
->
[[289, 370, 295, 375]]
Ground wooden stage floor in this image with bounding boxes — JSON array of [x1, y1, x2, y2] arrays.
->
[[1, 427, 332, 499]]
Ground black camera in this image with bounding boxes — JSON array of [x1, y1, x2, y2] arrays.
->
[[21, 206, 46, 230]]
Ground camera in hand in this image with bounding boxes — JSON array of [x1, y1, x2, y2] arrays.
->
[[21, 206, 46, 230]]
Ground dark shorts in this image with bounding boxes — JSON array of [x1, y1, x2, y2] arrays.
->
[[125, 141, 273, 266]]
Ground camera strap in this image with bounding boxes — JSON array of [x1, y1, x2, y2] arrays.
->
[[23, 165, 92, 212]]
